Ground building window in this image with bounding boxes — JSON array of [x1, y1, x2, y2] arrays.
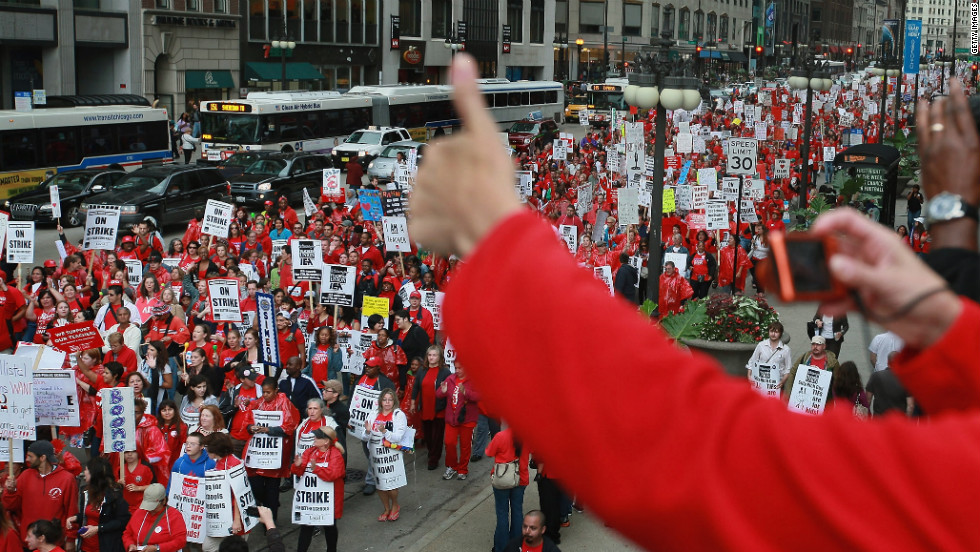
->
[[186, 0, 199, 10], [365, 0, 378, 44], [530, 0, 544, 43], [319, 0, 333, 42], [214, 0, 227, 13], [662, 5, 674, 38], [432, 0, 451, 38], [693, 9, 702, 41], [74, 0, 98, 7], [303, 0, 317, 41], [650, 4, 660, 36], [679, 8, 689, 40], [579, 1, 604, 34], [624, 2, 642, 36], [351, 0, 363, 43], [707, 12, 716, 42], [508, 0, 524, 42], [399, 0, 421, 36], [336, 0, 349, 42], [156, 0, 170, 8], [556, 0, 567, 32], [719, 14, 728, 42]]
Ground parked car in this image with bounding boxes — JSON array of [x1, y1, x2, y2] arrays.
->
[[507, 118, 559, 152], [230, 153, 331, 207], [79, 165, 230, 227], [216, 151, 277, 179], [366, 141, 427, 182], [331, 127, 412, 169], [4, 168, 126, 226]]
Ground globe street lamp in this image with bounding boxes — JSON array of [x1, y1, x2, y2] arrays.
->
[[788, 56, 831, 210], [625, 32, 702, 308], [270, 38, 296, 90]]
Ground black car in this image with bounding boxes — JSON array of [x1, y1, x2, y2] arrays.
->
[[230, 153, 331, 207], [216, 151, 277, 179], [79, 165, 230, 227], [4, 169, 126, 226]]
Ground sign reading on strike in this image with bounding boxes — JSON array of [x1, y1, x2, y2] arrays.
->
[[348, 386, 380, 442], [727, 138, 758, 176], [5, 222, 34, 264], [82, 206, 121, 250], [207, 278, 242, 323], [201, 200, 234, 238]]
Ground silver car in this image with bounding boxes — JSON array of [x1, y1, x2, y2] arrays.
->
[[366, 141, 427, 182]]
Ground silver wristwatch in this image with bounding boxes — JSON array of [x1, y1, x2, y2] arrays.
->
[[924, 192, 979, 225]]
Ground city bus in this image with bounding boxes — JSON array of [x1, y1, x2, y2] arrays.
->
[[0, 104, 172, 199], [347, 79, 565, 141], [200, 91, 374, 161], [584, 78, 629, 125]]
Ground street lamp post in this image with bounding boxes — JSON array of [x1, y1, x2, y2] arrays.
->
[[270, 37, 296, 90], [870, 59, 899, 143], [553, 33, 569, 80], [788, 56, 831, 210], [625, 32, 702, 309]]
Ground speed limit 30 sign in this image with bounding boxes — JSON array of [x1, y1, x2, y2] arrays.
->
[[727, 138, 758, 176]]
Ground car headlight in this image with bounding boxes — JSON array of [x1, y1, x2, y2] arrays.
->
[[119, 205, 138, 215], [40, 203, 52, 211], [79, 203, 89, 210], [368, 161, 375, 169], [358, 150, 368, 157], [2, 201, 8, 209], [257, 183, 272, 191], [524, 137, 531, 144]]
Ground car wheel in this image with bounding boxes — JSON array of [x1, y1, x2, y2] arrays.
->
[[66, 206, 82, 227]]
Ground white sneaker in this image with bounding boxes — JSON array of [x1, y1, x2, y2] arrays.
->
[[457, 473, 467, 480], [442, 468, 457, 480]]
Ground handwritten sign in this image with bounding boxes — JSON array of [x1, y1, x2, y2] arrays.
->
[[168, 473, 207, 543], [357, 189, 384, 222], [322, 169, 344, 202], [100, 386, 135, 452], [0, 355, 35, 440], [360, 296, 390, 330], [751, 363, 781, 398], [33, 369, 79, 426], [382, 216, 411, 253]]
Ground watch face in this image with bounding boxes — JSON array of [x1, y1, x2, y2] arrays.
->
[[928, 194, 964, 221]]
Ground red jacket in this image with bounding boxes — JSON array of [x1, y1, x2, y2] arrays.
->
[[1, 465, 79, 541], [444, 210, 980, 551], [122, 507, 187, 552], [435, 373, 481, 426], [242, 393, 301, 478], [289, 445, 346, 518]]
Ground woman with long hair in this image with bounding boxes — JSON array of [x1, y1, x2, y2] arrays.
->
[[718, 233, 752, 294], [436, 364, 481, 481], [485, 426, 531, 552], [411, 345, 451, 470], [0, 498, 20, 552], [203, 433, 246, 548], [291, 427, 345, 552], [188, 323, 221, 367], [306, 327, 342, 390], [135, 275, 162, 320], [36, 300, 72, 346], [156, 399, 186, 469], [177, 373, 220, 427], [363, 328, 407, 395], [68, 456, 130, 552], [831, 361, 870, 417], [365, 388, 407, 521], [748, 224, 770, 293], [25, 290, 57, 344], [179, 347, 224, 400], [242, 378, 300, 523], [139, 341, 173, 412], [24, 520, 64, 552]]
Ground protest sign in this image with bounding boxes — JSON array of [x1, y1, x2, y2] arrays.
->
[[255, 292, 280, 370], [320, 264, 356, 307], [322, 169, 344, 202], [421, 291, 444, 331], [292, 467, 335, 525], [774, 159, 791, 179], [33, 369, 79, 426], [662, 188, 676, 213], [168, 473, 207, 543], [291, 240, 323, 281], [787, 366, 833, 415], [0, 212, 7, 258], [372, 439, 407, 490], [100, 386, 135, 452], [721, 178, 741, 202], [47, 321, 104, 354], [205, 470, 234, 536], [687, 213, 706, 230], [676, 134, 693, 154], [380, 190, 409, 216], [754, 122, 767, 141], [49, 186, 61, 219], [578, 109, 589, 125], [0, 355, 34, 440], [81, 206, 120, 251], [0, 440, 24, 464], [740, 199, 759, 223], [823, 146, 836, 162], [664, 252, 687, 274], [746, 179, 766, 200], [514, 171, 533, 201], [706, 202, 729, 231], [552, 139, 567, 161], [697, 168, 718, 191], [382, 216, 411, 252], [576, 184, 593, 217], [124, 259, 142, 288], [396, 281, 416, 307], [676, 185, 692, 211], [270, 239, 288, 262], [593, 266, 614, 296], [6, 222, 34, 264], [348, 386, 381, 442], [617, 187, 639, 225], [14, 342, 65, 369], [360, 296, 390, 329], [559, 225, 577, 253], [201, 200, 233, 238], [357, 189, 384, 222], [207, 279, 242, 323], [244, 411, 285, 469], [691, 186, 708, 210], [338, 331, 375, 376], [227, 462, 259, 534], [302, 188, 317, 217], [751, 363, 782, 398]]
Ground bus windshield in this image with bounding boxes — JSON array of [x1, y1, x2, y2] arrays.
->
[[588, 91, 625, 111], [202, 114, 261, 144]]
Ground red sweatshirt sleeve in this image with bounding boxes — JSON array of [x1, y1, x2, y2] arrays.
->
[[443, 210, 980, 551]]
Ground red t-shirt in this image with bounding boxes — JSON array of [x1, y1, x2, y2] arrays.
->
[[122, 462, 154, 513], [809, 355, 828, 370], [422, 369, 439, 420], [310, 346, 331, 387]]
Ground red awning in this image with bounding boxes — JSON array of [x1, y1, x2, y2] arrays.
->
[[830, 46, 840, 54]]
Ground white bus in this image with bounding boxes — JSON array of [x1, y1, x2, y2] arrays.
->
[[0, 104, 172, 199], [584, 78, 629, 125], [199, 91, 374, 161], [346, 79, 564, 142]]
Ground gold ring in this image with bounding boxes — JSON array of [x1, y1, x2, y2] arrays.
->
[[930, 123, 945, 132]]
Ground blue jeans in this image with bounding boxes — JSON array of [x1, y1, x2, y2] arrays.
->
[[907, 210, 920, 234], [472, 415, 490, 458], [493, 486, 525, 552], [824, 161, 834, 184]]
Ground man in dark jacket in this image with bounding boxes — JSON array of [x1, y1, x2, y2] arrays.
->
[[278, 356, 322, 418], [613, 252, 639, 303], [393, 310, 430, 388], [504, 511, 562, 552]]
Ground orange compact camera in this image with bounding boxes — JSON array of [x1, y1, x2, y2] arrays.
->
[[758, 232, 848, 303]]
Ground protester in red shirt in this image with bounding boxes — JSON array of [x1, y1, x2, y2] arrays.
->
[[120, 451, 153, 513], [104, 332, 138, 372], [2, 441, 79, 546], [242, 378, 300, 522], [121, 484, 186, 552], [290, 427, 345, 552]]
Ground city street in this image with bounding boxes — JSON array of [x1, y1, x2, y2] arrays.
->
[[28, 118, 896, 551]]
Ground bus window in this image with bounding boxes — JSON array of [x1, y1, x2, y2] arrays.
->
[[522, 92, 531, 105], [547, 91, 558, 104], [1, 130, 38, 170], [483, 94, 495, 107], [119, 124, 149, 152], [496, 93, 508, 107], [508, 92, 521, 106], [426, 100, 456, 124], [81, 126, 115, 157], [530, 91, 544, 104], [301, 112, 322, 137], [142, 121, 171, 152], [41, 128, 79, 166]]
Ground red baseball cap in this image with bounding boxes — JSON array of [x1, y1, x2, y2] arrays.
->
[[364, 356, 382, 367], [43, 260, 57, 268], [409, 291, 422, 299], [121, 235, 136, 244]]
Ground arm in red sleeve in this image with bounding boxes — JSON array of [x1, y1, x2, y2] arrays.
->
[[312, 448, 345, 482], [444, 210, 980, 551], [893, 298, 980, 414]]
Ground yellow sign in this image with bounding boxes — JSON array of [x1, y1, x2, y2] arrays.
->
[[361, 295, 390, 321], [662, 188, 676, 213], [0, 168, 53, 199]]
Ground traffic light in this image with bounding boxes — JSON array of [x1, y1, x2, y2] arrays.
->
[[696, 45, 703, 54], [755, 46, 763, 54], [973, 63, 979, 86], [846, 47, 853, 55]]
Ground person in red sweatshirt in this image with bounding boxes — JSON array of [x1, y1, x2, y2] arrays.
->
[[2, 441, 79, 548], [290, 427, 345, 552], [121, 484, 186, 552], [409, 56, 980, 550]]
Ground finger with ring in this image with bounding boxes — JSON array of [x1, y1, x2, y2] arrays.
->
[[930, 123, 945, 133]]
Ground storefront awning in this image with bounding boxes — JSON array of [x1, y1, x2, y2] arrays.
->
[[830, 46, 840, 54], [698, 50, 723, 59], [245, 62, 325, 81], [185, 70, 235, 89]]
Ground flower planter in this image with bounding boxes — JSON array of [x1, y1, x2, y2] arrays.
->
[[681, 338, 760, 377]]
